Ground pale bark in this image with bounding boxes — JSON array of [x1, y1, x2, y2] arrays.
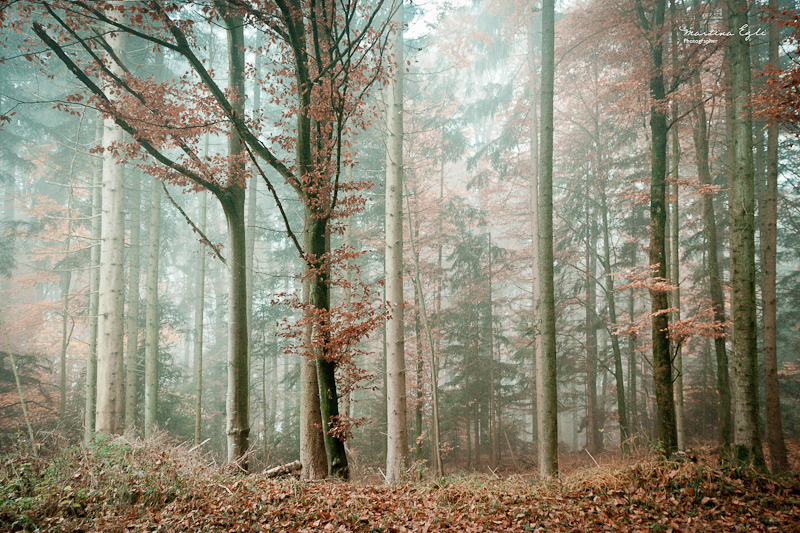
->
[[538, 0, 558, 478], [385, 0, 408, 486], [586, 205, 601, 454], [143, 177, 161, 438], [194, 191, 207, 447], [85, 117, 102, 444], [300, 277, 327, 480], [727, 0, 764, 468], [124, 169, 141, 431], [59, 271, 71, 425], [95, 19, 127, 435], [763, 0, 789, 474]]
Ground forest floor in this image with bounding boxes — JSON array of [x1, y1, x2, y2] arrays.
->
[[2, 434, 800, 532]]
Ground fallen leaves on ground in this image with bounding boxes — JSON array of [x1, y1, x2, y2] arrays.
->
[[2, 437, 799, 532]]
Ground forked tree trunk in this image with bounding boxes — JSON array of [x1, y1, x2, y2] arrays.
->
[[95, 16, 127, 435], [727, 0, 764, 468], [385, 0, 408, 486], [762, 0, 789, 474], [538, 0, 558, 478]]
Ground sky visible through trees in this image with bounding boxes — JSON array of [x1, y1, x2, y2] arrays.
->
[[1, 0, 800, 489]]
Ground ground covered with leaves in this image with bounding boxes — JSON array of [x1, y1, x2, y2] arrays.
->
[[2, 436, 799, 532]]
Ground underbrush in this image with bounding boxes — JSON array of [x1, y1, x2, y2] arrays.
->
[[1, 436, 799, 532]]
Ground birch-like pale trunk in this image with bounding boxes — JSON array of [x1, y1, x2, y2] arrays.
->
[[95, 19, 127, 435], [384, 0, 408, 486], [143, 176, 161, 438]]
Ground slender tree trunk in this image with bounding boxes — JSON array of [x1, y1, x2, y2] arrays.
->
[[640, 0, 677, 455], [59, 271, 71, 425], [727, 0, 764, 468], [586, 205, 600, 454], [488, 233, 498, 466], [95, 16, 127, 435], [385, 0, 408, 485], [194, 192, 207, 447], [690, 71, 732, 457], [124, 169, 140, 431], [143, 177, 161, 438], [669, 9, 685, 450], [85, 117, 102, 444], [0, 310, 36, 452], [538, 0, 558, 478], [599, 187, 629, 452], [762, 0, 789, 474], [528, 10, 542, 454]]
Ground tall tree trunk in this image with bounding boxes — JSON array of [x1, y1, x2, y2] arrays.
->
[[300, 275, 328, 479], [727, 0, 764, 468], [538, 0, 558, 478], [405, 188, 443, 477], [143, 177, 161, 438], [194, 191, 207, 447], [488, 233, 498, 466], [762, 0, 789, 474], [669, 7, 685, 451], [85, 117, 103, 444], [528, 9, 542, 454], [586, 204, 601, 454], [385, 0, 408, 485], [95, 15, 127, 435], [690, 71, 732, 457], [639, 0, 677, 455], [124, 169, 141, 431], [59, 271, 71, 425], [599, 186, 629, 452], [220, 8, 250, 466]]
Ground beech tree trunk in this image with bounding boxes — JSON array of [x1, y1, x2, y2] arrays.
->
[[599, 186, 629, 452], [124, 169, 140, 431], [538, 0, 558, 478], [85, 117, 103, 444], [638, 0, 677, 455], [586, 205, 601, 455], [385, 0, 408, 486], [727, 0, 764, 468], [762, 0, 789, 474], [143, 177, 161, 438], [220, 8, 250, 466], [194, 191, 207, 447], [690, 71, 732, 457], [95, 17, 127, 435]]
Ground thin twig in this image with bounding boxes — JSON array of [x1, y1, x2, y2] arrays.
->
[[585, 448, 600, 468], [160, 182, 226, 264]]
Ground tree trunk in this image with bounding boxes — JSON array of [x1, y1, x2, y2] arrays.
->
[[220, 10, 250, 466], [143, 177, 161, 438], [762, 0, 789, 474], [194, 191, 207, 447], [300, 275, 327, 479], [641, 0, 677, 455], [488, 233, 498, 466], [538, 0, 558, 478], [124, 169, 141, 431], [727, 0, 764, 468], [85, 117, 103, 444], [95, 16, 127, 435], [59, 270, 71, 425], [385, 0, 408, 486], [599, 187, 629, 452], [586, 204, 601, 455], [690, 71, 732, 458]]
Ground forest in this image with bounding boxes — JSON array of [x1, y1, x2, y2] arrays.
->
[[1, 0, 800, 530]]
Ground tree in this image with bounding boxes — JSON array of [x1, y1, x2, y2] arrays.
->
[[385, 0, 408, 486], [143, 173, 161, 438], [760, 0, 789, 475], [727, 0, 764, 468], [636, 0, 677, 456], [538, 0, 558, 478]]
